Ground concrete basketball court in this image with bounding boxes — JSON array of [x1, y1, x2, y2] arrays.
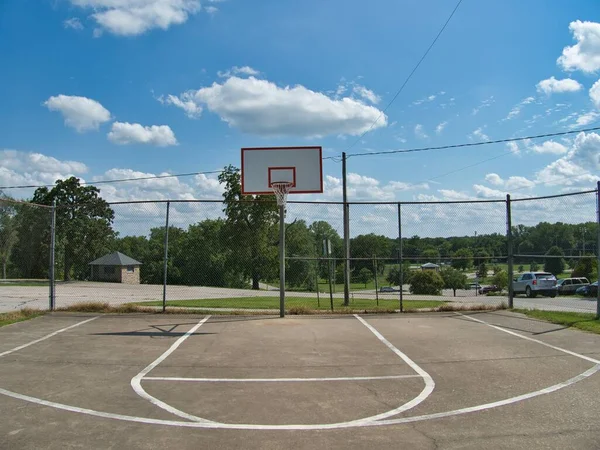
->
[[1, 311, 600, 449]]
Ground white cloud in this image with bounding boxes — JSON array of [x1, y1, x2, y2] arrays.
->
[[473, 184, 506, 199], [485, 173, 503, 186], [530, 140, 568, 154], [535, 132, 600, 187], [536, 76, 583, 95], [69, 0, 201, 36], [204, 5, 218, 15], [64, 17, 84, 30], [414, 124, 428, 139], [108, 122, 178, 146], [504, 97, 535, 120], [412, 93, 438, 106], [505, 176, 535, 190], [217, 66, 260, 78], [470, 127, 489, 141], [167, 76, 387, 137], [571, 110, 600, 128], [321, 173, 428, 202], [44, 95, 111, 132], [506, 141, 520, 155], [435, 121, 448, 134], [557, 20, 600, 73], [352, 85, 380, 104], [472, 96, 495, 115], [590, 79, 600, 108], [158, 93, 202, 118]]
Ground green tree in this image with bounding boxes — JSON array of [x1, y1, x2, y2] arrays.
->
[[476, 262, 488, 279], [386, 262, 412, 286], [358, 267, 373, 288], [421, 248, 440, 263], [544, 246, 565, 276], [285, 220, 317, 289], [492, 270, 509, 290], [518, 265, 524, 273], [181, 219, 228, 287], [0, 195, 18, 279], [351, 234, 392, 274], [31, 177, 115, 281], [440, 267, 467, 297], [219, 165, 278, 290], [571, 257, 598, 281], [452, 248, 473, 271], [409, 270, 444, 295], [530, 262, 539, 271]]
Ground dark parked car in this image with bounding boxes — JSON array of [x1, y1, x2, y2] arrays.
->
[[479, 285, 501, 295], [575, 281, 598, 297]]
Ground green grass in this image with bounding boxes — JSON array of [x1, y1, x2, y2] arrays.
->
[[514, 309, 600, 335], [134, 297, 446, 311], [0, 282, 49, 287], [0, 309, 45, 327]]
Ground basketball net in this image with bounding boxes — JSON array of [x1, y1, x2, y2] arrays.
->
[[271, 182, 293, 207]]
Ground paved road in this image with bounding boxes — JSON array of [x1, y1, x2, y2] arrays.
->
[[1, 282, 596, 313]]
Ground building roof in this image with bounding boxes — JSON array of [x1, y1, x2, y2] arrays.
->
[[421, 262, 440, 268], [88, 252, 142, 266]]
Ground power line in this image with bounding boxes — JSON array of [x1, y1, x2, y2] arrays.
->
[[344, 0, 464, 153], [0, 170, 223, 190], [347, 125, 600, 159]]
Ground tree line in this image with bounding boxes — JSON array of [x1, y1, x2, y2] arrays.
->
[[1, 167, 598, 288]]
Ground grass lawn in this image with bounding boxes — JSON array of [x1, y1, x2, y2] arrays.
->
[[0, 309, 45, 327], [136, 297, 446, 311], [514, 309, 600, 335], [0, 282, 49, 287]]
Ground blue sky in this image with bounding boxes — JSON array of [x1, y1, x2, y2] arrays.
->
[[1, 0, 600, 205]]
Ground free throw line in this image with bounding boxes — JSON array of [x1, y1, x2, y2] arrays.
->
[[142, 374, 421, 383]]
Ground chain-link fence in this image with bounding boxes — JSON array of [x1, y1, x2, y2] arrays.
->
[[1, 186, 599, 316]]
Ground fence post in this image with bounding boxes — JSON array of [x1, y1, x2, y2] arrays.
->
[[397, 203, 403, 313], [596, 182, 600, 320], [279, 204, 286, 318], [373, 255, 379, 306], [49, 200, 56, 311], [162, 201, 170, 313], [342, 152, 351, 306], [506, 194, 514, 309]]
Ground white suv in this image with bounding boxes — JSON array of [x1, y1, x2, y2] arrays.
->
[[513, 272, 557, 298]]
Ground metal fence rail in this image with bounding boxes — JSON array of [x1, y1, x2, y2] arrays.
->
[[1, 183, 599, 317]]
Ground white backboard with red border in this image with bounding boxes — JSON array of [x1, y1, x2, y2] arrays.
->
[[241, 146, 323, 195]]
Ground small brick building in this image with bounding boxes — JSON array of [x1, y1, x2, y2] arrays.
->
[[89, 252, 142, 284]]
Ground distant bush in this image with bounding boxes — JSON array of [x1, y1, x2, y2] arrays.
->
[[409, 271, 444, 295]]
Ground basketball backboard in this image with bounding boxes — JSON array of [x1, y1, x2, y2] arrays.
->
[[241, 146, 323, 195]]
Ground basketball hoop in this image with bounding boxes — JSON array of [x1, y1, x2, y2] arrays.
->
[[271, 182, 293, 207]]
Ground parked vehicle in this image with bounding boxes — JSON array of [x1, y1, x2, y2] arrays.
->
[[556, 277, 589, 295], [379, 286, 398, 293], [575, 281, 598, 297], [466, 282, 481, 290], [478, 285, 501, 295], [513, 272, 557, 298]]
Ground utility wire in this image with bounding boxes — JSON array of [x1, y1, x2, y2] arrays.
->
[[347, 125, 600, 158], [0, 170, 223, 190], [344, 0, 464, 153]]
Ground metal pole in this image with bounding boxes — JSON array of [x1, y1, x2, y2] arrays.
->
[[374, 255, 379, 306], [162, 201, 170, 313], [316, 257, 320, 308], [397, 203, 403, 313], [506, 194, 514, 309], [596, 182, 600, 320], [328, 257, 334, 312], [342, 152, 350, 306], [49, 200, 56, 311], [279, 204, 286, 318]]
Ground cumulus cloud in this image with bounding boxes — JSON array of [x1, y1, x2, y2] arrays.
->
[[470, 127, 489, 141], [506, 141, 521, 155], [483, 173, 534, 192], [485, 173, 503, 186], [166, 76, 387, 137], [64, 17, 84, 30], [158, 93, 202, 118], [571, 110, 600, 128], [108, 122, 178, 146], [591, 79, 600, 108], [352, 85, 380, 104], [536, 76, 583, 95], [530, 140, 568, 155], [557, 20, 600, 73], [44, 95, 111, 132], [69, 0, 201, 36]]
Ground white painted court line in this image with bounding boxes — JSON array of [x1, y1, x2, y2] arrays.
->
[[1, 312, 598, 430], [142, 375, 422, 383], [130, 315, 217, 423], [0, 316, 99, 358], [458, 312, 600, 365]]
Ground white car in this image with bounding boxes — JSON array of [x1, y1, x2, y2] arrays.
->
[[513, 272, 557, 298]]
